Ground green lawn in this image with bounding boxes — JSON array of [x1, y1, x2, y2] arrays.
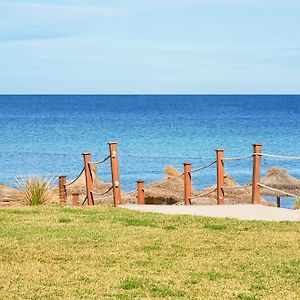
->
[[0, 206, 299, 299]]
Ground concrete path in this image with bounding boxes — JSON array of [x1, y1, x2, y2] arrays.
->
[[121, 204, 300, 222]]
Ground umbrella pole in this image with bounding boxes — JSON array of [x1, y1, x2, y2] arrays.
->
[[277, 195, 280, 208]]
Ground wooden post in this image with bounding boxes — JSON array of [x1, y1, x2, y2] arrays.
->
[[58, 175, 67, 205], [277, 195, 280, 208], [216, 149, 225, 205], [137, 181, 145, 205], [184, 163, 192, 205], [82, 152, 94, 206], [108, 142, 122, 206], [72, 193, 79, 207], [252, 144, 262, 204]]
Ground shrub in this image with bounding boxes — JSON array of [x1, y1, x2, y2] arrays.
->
[[14, 176, 53, 205]]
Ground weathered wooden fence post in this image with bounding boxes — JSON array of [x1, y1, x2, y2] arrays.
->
[[137, 180, 145, 205], [252, 144, 262, 204], [82, 152, 94, 205], [58, 175, 67, 205], [184, 162, 192, 205], [216, 149, 225, 205], [72, 193, 79, 207], [108, 142, 122, 206]]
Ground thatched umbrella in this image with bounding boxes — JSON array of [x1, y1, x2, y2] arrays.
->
[[65, 163, 113, 205], [191, 175, 249, 205], [143, 166, 187, 204], [138, 167, 274, 206], [191, 175, 275, 206], [0, 183, 24, 207], [259, 168, 300, 207]]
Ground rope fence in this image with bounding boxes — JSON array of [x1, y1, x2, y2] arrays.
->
[[58, 142, 121, 207], [91, 186, 113, 198], [88, 154, 111, 165], [192, 187, 217, 199], [221, 185, 248, 189], [253, 153, 300, 160], [257, 183, 299, 198], [57, 142, 299, 209], [64, 167, 84, 187], [190, 160, 216, 173], [81, 196, 87, 206], [222, 155, 252, 161]]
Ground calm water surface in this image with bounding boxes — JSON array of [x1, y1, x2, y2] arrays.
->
[[0, 95, 299, 208]]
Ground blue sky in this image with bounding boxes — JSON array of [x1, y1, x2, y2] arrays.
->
[[0, 0, 300, 94]]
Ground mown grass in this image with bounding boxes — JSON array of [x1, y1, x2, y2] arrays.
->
[[0, 206, 299, 299]]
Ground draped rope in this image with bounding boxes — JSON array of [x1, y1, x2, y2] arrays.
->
[[190, 160, 216, 173], [64, 167, 85, 187], [191, 187, 217, 199], [91, 186, 113, 197], [222, 155, 252, 161], [221, 185, 248, 189], [88, 154, 111, 165], [254, 153, 300, 160], [81, 196, 87, 206], [257, 183, 299, 198]]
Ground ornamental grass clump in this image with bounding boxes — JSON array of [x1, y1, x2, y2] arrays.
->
[[14, 176, 53, 205], [293, 197, 300, 210]]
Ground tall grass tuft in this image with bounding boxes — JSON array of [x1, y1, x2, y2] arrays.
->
[[14, 176, 53, 205], [293, 197, 300, 210]]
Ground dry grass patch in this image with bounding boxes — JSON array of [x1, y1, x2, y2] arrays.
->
[[0, 206, 299, 299], [13, 176, 54, 205], [294, 197, 300, 210]]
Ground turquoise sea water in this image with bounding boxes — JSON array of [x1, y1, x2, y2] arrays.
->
[[0, 95, 299, 208]]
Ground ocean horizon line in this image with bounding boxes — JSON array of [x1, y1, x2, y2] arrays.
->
[[1, 93, 300, 97]]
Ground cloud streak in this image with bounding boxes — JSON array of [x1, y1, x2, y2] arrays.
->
[[0, 1, 299, 93], [0, 2, 128, 41]]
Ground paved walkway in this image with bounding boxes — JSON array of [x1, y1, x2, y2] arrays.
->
[[121, 204, 300, 222]]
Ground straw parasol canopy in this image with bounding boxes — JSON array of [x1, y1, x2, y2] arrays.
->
[[191, 174, 275, 206], [133, 166, 274, 206], [0, 182, 24, 207], [259, 168, 300, 198], [143, 166, 186, 204], [65, 164, 138, 205], [65, 163, 113, 204], [191, 174, 249, 205]]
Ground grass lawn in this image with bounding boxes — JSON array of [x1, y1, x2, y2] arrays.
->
[[0, 206, 299, 299]]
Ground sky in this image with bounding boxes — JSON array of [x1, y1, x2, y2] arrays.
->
[[0, 0, 300, 94]]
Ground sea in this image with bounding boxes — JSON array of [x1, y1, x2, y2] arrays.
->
[[0, 95, 299, 208]]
